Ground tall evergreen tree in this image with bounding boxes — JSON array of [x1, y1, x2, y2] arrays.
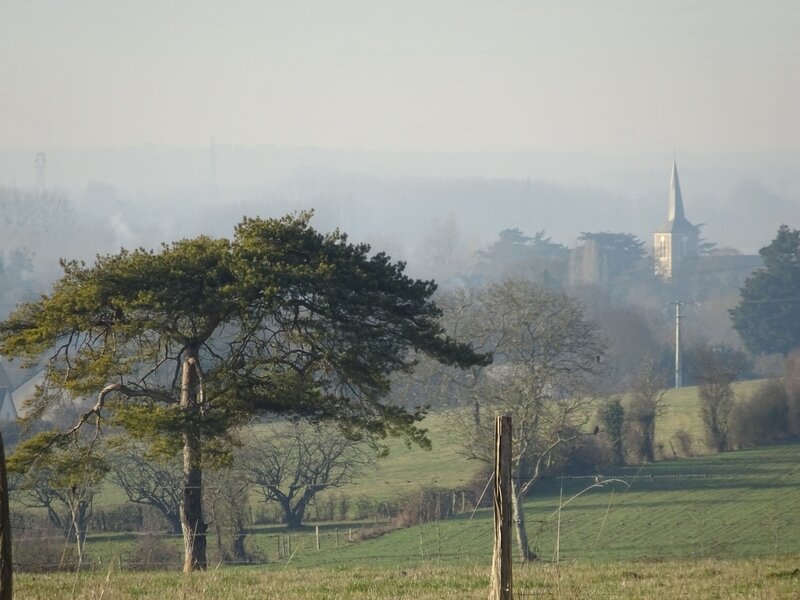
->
[[730, 225, 800, 356]]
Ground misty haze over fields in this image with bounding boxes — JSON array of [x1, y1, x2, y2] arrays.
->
[[0, 145, 798, 283], [0, 1, 798, 294]]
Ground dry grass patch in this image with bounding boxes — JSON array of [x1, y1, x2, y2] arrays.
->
[[14, 557, 800, 599]]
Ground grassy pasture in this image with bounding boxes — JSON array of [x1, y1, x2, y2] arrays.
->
[[15, 378, 797, 577], [254, 443, 800, 569], [40, 441, 799, 573], [15, 557, 800, 599], [653, 378, 763, 454], [83, 378, 762, 510], [343, 378, 769, 500], [297, 410, 478, 503]]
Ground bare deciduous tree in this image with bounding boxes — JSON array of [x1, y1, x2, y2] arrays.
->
[[243, 421, 374, 529], [205, 463, 252, 563], [690, 345, 751, 452], [625, 362, 668, 462], [13, 445, 106, 568], [107, 441, 183, 534], [447, 280, 605, 561]]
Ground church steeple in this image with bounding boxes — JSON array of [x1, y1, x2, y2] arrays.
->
[[668, 161, 685, 223], [654, 160, 699, 280]]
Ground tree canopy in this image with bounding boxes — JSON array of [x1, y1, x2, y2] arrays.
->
[[730, 225, 800, 356], [577, 231, 646, 280], [0, 212, 487, 571], [474, 228, 568, 284]]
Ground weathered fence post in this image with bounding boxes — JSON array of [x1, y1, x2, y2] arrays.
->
[[316, 525, 320, 550], [489, 415, 512, 600]]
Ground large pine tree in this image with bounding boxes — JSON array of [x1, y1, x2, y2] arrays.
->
[[0, 212, 487, 571]]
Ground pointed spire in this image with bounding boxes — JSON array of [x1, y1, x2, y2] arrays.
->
[[668, 161, 686, 223]]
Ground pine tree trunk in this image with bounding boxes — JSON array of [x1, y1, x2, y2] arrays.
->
[[180, 347, 207, 572], [181, 430, 207, 572]]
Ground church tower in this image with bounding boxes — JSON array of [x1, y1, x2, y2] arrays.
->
[[654, 161, 699, 279]]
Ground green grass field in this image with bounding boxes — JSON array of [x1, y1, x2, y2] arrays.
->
[[10, 379, 800, 597], [348, 378, 769, 499], [82, 379, 759, 511], [233, 443, 800, 570], [14, 379, 800, 585], [55, 436, 800, 572], [653, 379, 764, 454]]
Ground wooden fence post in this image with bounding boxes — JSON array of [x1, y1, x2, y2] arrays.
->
[[489, 415, 512, 600], [316, 525, 320, 551], [0, 432, 11, 600]]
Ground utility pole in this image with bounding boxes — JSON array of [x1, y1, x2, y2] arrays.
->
[[669, 301, 685, 388]]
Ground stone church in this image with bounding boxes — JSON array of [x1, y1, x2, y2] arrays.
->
[[569, 160, 760, 287], [653, 161, 700, 280]]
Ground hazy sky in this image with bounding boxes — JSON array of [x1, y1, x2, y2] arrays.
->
[[1, 1, 799, 156]]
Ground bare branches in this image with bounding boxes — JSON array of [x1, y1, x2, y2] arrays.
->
[[440, 279, 606, 561], [242, 421, 374, 528], [107, 441, 183, 534], [626, 361, 668, 462]]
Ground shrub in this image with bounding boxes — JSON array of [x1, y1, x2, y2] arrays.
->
[[12, 524, 75, 572], [671, 429, 695, 457], [730, 380, 791, 448], [784, 349, 800, 436], [597, 398, 625, 465], [93, 504, 144, 533], [561, 434, 613, 475], [253, 503, 283, 525], [353, 495, 374, 521], [127, 534, 182, 570], [311, 492, 337, 522], [391, 487, 446, 528], [391, 478, 487, 529], [336, 493, 350, 521]]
